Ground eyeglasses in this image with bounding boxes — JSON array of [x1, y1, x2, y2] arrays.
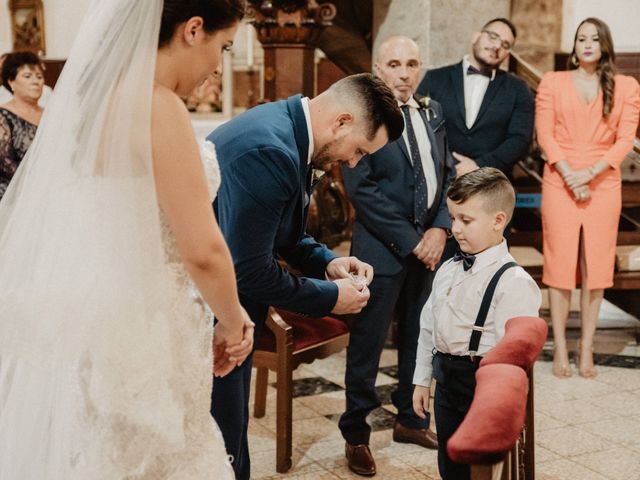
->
[[481, 30, 512, 51]]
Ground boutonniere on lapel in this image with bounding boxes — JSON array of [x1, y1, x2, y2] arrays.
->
[[417, 96, 437, 122]]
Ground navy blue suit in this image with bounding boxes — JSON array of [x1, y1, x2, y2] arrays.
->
[[417, 62, 534, 178], [208, 95, 339, 479], [339, 98, 454, 445]]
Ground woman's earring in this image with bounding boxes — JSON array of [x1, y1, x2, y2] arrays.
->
[[571, 53, 579, 66]]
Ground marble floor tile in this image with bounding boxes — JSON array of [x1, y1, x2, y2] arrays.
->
[[250, 448, 324, 479], [330, 454, 434, 479], [594, 365, 640, 391], [396, 449, 440, 474], [379, 364, 399, 379], [537, 426, 610, 457], [535, 444, 562, 464], [248, 421, 277, 453], [533, 411, 567, 432], [373, 371, 398, 386], [577, 416, 640, 450], [536, 397, 618, 425], [289, 377, 344, 397], [297, 390, 345, 416], [293, 416, 344, 447], [253, 398, 321, 431], [588, 391, 640, 417], [571, 447, 640, 480], [379, 348, 398, 368], [536, 458, 610, 480], [369, 429, 433, 457]]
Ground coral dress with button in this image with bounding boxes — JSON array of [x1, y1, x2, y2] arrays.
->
[[536, 71, 640, 289]]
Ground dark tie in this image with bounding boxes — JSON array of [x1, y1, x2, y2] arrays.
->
[[453, 250, 476, 271], [466, 64, 492, 78], [400, 105, 428, 228]]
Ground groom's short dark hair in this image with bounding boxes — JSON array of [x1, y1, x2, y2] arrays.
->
[[329, 73, 404, 143]]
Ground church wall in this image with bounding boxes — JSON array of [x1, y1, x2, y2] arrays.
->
[[562, 0, 640, 52], [0, 1, 89, 58]]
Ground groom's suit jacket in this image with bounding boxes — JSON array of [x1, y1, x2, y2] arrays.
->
[[343, 98, 455, 276], [209, 95, 338, 326], [417, 62, 534, 177]]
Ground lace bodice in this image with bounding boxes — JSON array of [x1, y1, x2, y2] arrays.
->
[[0, 107, 38, 199]]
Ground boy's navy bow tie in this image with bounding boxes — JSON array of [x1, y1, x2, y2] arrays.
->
[[453, 250, 476, 271]]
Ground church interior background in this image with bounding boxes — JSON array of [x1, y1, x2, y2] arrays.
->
[[1, 1, 639, 478]]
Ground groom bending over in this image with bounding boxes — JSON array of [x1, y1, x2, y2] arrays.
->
[[208, 73, 404, 480]]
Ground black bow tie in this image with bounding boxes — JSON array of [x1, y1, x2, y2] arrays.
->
[[466, 64, 493, 78], [453, 250, 476, 271]]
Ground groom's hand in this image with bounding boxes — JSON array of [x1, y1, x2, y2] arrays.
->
[[331, 278, 370, 314], [326, 256, 374, 285]]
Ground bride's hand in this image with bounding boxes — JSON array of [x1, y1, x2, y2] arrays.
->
[[212, 309, 254, 377], [225, 312, 254, 365]]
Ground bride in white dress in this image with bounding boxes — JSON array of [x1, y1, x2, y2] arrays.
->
[[0, 0, 252, 478]]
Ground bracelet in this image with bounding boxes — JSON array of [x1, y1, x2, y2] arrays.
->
[[588, 165, 597, 178]]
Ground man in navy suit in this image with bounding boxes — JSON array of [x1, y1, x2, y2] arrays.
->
[[208, 73, 404, 480], [417, 18, 534, 179], [340, 37, 455, 476]]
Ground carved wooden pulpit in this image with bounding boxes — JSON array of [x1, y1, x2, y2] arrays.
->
[[247, 0, 353, 248]]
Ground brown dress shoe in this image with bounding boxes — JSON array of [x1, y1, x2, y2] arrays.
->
[[392, 421, 438, 449], [345, 442, 376, 476]]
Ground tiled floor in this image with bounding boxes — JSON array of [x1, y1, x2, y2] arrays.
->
[[247, 322, 640, 479]]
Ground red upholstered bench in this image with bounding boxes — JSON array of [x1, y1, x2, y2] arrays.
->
[[253, 308, 350, 473], [444, 317, 548, 479]]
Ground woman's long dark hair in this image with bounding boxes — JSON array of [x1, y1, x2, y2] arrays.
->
[[568, 17, 616, 118], [159, 0, 245, 48]]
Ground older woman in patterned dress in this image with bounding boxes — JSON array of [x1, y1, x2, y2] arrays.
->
[[0, 51, 45, 200]]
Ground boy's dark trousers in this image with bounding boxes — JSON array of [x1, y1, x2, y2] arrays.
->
[[432, 351, 481, 480]]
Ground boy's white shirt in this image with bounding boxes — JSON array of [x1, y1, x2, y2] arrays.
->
[[413, 240, 541, 387]]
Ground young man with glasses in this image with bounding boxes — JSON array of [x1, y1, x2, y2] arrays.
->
[[417, 18, 533, 180]]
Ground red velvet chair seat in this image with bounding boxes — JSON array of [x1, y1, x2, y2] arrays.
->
[[255, 311, 349, 353]]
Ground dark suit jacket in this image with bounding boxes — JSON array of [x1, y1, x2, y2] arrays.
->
[[342, 98, 455, 276], [417, 62, 534, 177], [209, 95, 338, 324]]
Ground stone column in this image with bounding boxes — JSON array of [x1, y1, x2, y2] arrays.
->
[[247, 0, 336, 101]]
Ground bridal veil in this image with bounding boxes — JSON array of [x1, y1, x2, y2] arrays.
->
[[0, 0, 198, 477]]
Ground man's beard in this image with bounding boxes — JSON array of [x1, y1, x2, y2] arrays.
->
[[311, 138, 342, 172], [471, 41, 501, 70]]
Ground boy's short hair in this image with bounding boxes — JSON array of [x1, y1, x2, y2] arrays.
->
[[447, 167, 516, 221]]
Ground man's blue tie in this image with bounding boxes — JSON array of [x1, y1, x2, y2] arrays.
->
[[453, 250, 476, 271], [401, 105, 428, 228]]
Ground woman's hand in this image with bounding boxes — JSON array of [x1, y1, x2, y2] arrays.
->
[[563, 168, 593, 189], [213, 309, 254, 377], [572, 185, 591, 202]]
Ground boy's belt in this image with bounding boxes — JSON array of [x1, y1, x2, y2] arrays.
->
[[434, 350, 482, 364]]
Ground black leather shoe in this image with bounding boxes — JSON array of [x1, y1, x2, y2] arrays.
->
[[392, 421, 438, 449], [345, 442, 376, 476]]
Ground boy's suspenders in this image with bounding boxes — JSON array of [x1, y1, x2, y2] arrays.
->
[[468, 261, 519, 358]]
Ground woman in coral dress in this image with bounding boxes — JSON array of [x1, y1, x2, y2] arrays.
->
[[536, 17, 640, 379]]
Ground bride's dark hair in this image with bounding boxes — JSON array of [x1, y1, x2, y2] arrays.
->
[[159, 0, 245, 47]]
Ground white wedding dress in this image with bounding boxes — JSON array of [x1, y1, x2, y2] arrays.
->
[[142, 141, 234, 479], [0, 0, 235, 478]]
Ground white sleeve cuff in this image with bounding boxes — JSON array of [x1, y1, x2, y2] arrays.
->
[[413, 364, 433, 387]]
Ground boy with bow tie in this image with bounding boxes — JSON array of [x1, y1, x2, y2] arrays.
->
[[412, 167, 541, 480]]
